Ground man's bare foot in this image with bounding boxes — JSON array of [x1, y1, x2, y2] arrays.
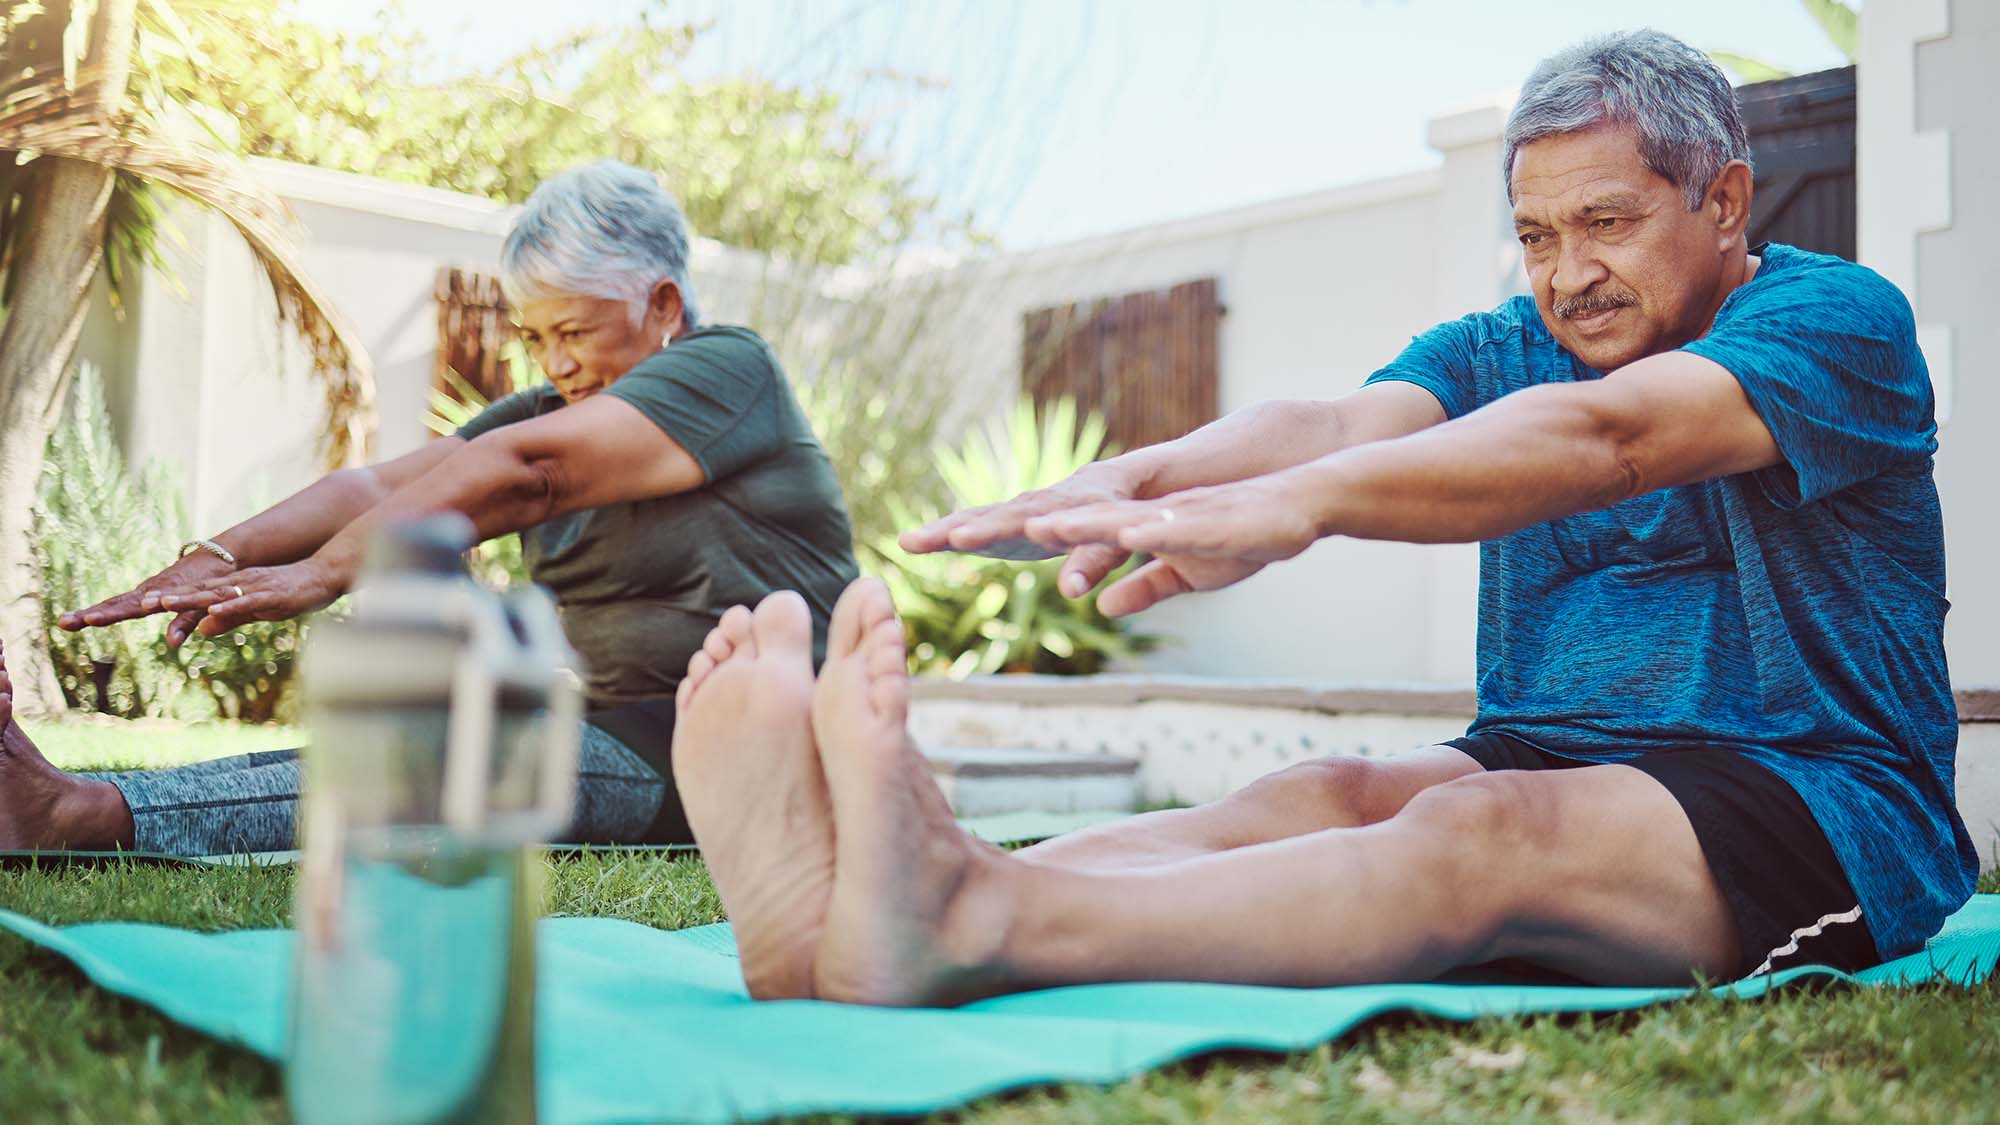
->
[[809, 578, 1017, 1007], [0, 639, 133, 849], [670, 592, 835, 999]]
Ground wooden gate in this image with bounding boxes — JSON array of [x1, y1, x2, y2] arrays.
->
[[1740, 66, 1856, 260], [1020, 278, 1221, 456]]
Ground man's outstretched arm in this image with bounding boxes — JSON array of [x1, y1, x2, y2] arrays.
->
[[1031, 349, 1781, 614], [902, 381, 1446, 596]]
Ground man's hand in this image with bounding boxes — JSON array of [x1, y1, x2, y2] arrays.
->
[[60, 550, 238, 648], [900, 460, 1146, 599], [1027, 473, 1322, 563], [1023, 473, 1323, 615], [149, 556, 349, 639]]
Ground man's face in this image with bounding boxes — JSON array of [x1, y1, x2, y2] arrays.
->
[[516, 291, 672, 403], [1510, 125, 1731, 372]]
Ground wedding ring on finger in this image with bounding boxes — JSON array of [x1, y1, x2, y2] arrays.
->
[[1158, 508, 1176, 523], [227, 585, 244, 600]]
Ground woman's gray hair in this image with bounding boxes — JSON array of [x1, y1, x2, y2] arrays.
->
[[1503, 29, 1750, 210], [500, 159, 702, 329]]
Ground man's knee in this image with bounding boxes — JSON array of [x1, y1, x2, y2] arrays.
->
[[1398, 771, 1563, 853], [1389, 771, 1568, 924], [1233, 755, 1398, 828]]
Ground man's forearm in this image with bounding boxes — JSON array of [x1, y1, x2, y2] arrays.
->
[[1112, 400, 1350, 497], [1293, 382, 1634, 544]]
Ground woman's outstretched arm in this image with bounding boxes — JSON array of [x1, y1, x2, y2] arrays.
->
[[59, 438, 465, 642]]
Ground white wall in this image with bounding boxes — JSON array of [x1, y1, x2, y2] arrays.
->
[[1908, 0, 2000, 689]]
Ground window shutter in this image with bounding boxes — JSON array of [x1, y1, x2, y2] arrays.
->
[[433, 267, 515, 407], [1022, 278, 1221, 455]]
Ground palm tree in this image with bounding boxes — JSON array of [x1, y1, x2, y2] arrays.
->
[[0, 0, 373, 712]]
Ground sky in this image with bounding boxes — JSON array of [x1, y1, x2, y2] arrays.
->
[[291, 0, 1851, 250]]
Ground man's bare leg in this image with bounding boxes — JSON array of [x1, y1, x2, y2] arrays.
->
[[670, 591, 837, 999], [0, 639, 134, 849], [800, 582, 1738, 1006], [1015, 747, 1482, 872]]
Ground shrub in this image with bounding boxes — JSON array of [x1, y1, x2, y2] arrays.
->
[[794, 355, 953, 557], [34, 363, 313, 722], [871, 397, 1160, 677]]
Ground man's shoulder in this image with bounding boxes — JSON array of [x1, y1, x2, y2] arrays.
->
[[1736, 244, 1913, 326], [1451, 295, 1551, 350]]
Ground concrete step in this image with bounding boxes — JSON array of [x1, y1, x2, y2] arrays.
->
[[924, 746, 1140, 818]]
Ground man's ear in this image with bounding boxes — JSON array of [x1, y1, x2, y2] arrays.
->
[[1707, 160, 1754, 246], [649, 278, 685, 337]]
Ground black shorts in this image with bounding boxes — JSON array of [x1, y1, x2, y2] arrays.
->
[[1446, 731, 1880, 976]]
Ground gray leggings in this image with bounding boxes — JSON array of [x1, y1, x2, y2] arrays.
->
[[85, 725, 668, 856]]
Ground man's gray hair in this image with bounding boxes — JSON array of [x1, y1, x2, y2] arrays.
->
[[500, 159, 702, 329], [1504, 29, 1750, 210]]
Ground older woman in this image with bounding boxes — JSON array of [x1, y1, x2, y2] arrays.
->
[[0, 159, 858, 853]]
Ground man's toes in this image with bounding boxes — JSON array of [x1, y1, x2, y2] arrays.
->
[[686, 649, 715, 685], [708, 605, 756, 662], [864, 620, 906, 675], [826, 577, 893, 661], [749, 590, 813, 654]]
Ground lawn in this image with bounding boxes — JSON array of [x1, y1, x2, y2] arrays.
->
[[2, 720, 1997, 1122]]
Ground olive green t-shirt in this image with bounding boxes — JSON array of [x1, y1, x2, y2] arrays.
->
[[458, 325, 859, 714]]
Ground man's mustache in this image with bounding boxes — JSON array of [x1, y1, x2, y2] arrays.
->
[[1553, 291, 1638, 319]]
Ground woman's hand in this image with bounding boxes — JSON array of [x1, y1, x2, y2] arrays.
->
[[148, 557, 350, 640], [60, 550, 237, 648], [899, 460, 1147, 598]]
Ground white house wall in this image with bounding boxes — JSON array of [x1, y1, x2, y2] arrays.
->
[[1910, 0, 2000, 689]]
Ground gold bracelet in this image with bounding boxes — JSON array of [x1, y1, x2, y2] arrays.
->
[[177, 539, 238, 567]]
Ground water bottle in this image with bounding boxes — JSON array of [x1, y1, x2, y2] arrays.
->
[[287, 515, 582, 1125]]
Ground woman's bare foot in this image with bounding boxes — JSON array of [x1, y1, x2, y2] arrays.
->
[[0, 640, 134, 849], [808, 578, 1018, 1007], [670, 592, 835, 999]]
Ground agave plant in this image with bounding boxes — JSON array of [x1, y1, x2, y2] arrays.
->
[[872, 396, 1159, 678]]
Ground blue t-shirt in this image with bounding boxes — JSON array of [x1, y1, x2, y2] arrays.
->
[[1364, 243, 1976, 959]]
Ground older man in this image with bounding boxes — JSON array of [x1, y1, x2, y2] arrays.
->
[[0, 160, 857, 854], [668, 29, 1976, 1004]]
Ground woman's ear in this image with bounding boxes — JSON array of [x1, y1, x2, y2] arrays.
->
[[649, 279, 686, 339]]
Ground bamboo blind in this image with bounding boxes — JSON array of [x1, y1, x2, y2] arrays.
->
[[1021, 277, 1221, 455], [433, 266, 516, 406]]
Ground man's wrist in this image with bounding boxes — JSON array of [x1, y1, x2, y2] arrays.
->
[[1289, 456, 1356, 541], [1096, 451, 1163, 501]]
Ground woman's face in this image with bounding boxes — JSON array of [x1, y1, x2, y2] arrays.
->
[[516, 281, 684, 402]]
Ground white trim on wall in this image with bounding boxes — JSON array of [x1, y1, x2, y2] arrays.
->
[[1858, 0, 1955, 422]]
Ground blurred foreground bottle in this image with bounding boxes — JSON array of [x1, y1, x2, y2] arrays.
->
[[288, 515, 581, 1125]]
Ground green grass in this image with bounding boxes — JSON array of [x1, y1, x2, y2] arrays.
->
[[2, 721, 1997, 1122], [30, 714, 305, 772]]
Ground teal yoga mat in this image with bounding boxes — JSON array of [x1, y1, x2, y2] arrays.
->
[[3, 896, 1996, 1122]]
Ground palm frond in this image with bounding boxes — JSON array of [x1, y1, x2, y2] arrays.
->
[[1799, 0, 1859, 62], [0, 82, 376, 467], [1707, 51, 1791, 85]]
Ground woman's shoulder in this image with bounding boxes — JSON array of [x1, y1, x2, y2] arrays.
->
[[457, 383, 563, 439]]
